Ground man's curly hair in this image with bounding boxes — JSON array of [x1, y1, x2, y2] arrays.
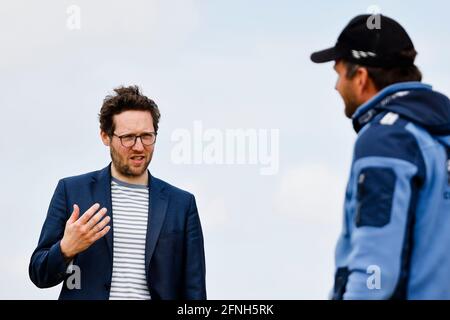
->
[[99, 85, 161, 136]]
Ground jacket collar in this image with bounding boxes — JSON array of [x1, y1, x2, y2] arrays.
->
[[352, 81, 432, 133]]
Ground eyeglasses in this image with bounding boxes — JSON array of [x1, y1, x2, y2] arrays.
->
[[112, 132, 157, 148]]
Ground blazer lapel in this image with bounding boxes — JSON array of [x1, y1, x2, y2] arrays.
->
[[91, 165, 168, 273], [145, 175, 168, 272], [91, 163, 114, 263]]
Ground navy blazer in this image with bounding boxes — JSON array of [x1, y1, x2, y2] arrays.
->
[[29, 164, 206, 300]]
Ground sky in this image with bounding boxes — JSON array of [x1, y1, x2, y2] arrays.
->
[[0, 0, 449, 299]]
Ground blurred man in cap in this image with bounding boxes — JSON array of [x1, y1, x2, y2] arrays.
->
[[311, 14, 450, 299]]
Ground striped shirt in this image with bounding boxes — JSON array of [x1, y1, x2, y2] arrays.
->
[[109, 177, 151, 300]]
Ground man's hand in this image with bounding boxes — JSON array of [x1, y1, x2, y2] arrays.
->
[[60, 203, 111, 262]]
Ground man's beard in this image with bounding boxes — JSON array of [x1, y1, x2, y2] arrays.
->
[[110, 146, 151, 177], [342, 88, 361, 118]]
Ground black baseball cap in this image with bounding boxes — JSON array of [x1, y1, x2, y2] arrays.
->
[[310, 14, 416, 67]]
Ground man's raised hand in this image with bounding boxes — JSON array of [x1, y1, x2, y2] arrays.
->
[[60, 203, 111, 261]]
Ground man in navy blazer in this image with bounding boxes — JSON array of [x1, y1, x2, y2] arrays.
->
[[29, 86, 206, 300]]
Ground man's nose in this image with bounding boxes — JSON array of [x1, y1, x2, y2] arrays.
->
[[132, 137, 145, 151]]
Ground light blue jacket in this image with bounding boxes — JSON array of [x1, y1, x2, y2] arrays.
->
[[332, 82, 450, 299]]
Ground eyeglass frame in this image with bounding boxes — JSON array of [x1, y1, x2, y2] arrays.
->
[[112, 132, 157, 148]]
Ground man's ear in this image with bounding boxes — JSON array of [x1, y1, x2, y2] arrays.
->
[[356, 67, 370, 94], [356, 67, 378, 102], [100, 131, 110, 146]]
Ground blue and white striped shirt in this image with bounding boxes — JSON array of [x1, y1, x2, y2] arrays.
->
[[109, 177, 151, 300]]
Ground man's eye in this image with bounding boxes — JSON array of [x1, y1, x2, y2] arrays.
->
[[122, 135, 135, 140]]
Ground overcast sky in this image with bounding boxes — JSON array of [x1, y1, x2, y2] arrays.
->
[[0, 0, 449, 299]]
